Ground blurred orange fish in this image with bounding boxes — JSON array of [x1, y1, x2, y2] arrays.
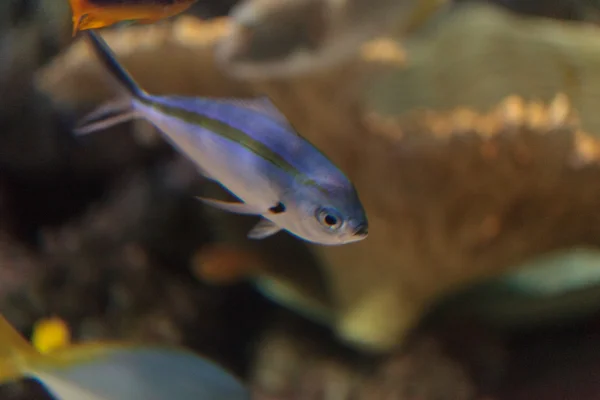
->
[[193, 243, 264, 285], [69, 0, 198, 36]]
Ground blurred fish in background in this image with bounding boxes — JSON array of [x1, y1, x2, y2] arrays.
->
[[68, 0, 198, 35], [0, 315, 250, 400]]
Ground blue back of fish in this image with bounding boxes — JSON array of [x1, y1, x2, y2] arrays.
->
[[150, 95, 350, 184]]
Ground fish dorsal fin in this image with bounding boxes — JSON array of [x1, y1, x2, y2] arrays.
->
[[225, 96, 294, 129]]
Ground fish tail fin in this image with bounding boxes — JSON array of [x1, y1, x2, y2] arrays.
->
[[0, 315, 40, 384], [73, 98, 139, 136], [84, 30, 147, 100], [74, 30, 148, 136]]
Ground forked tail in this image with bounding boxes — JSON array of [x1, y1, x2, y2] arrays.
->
[[73, 30, 147, 136], [73, 99, 138, 136]]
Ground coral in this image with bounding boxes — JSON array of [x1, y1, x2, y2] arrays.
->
[[213, 0, 447, 78], [251, 326, 476, 399]]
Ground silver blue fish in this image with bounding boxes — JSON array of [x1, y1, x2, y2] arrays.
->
[[0, 315, 249, 400], [74, 30, 368, 246]]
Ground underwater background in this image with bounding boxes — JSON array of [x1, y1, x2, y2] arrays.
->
[[3, 0, 600, 398]]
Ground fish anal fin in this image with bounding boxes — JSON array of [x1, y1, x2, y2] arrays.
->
[[196, 197, 264, 215], [247, 219, 281, 239]]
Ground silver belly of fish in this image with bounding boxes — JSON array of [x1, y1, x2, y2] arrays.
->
[[135, 101, 281, 209]]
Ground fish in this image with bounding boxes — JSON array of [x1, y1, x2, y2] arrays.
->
[[0, 314, 250, 400], [74, 30, 369, 246], [193, 244, 264, 285], [69, 0, 198, 36], [214, 0, 449, 79]]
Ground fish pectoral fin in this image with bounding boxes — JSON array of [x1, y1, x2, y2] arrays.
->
[[196, 197, 264, 215], [247, 219, 282, 240]]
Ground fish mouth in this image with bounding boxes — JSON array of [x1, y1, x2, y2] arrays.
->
[[353, 223, 368, 237]]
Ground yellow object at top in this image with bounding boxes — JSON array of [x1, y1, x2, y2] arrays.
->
[[31, 318, 71, 354]]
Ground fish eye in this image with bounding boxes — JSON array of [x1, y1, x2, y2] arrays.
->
[[316, 207, 344, 231]]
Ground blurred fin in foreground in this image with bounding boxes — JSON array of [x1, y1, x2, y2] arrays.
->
[[0, 315, 250, 400], [31, 317, 72, 354], [215, 0, 448, 79], [69, 0, 198, 36]]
